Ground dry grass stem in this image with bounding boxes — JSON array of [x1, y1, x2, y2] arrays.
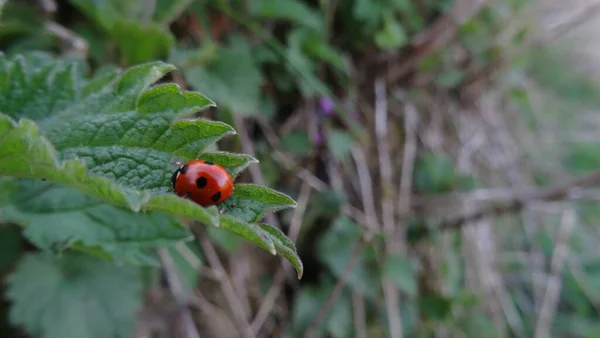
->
[[157, 249, 201, 338], [352, 292, 368, 338], [534, 208, 576, 338], [200, 237, 255, 338]]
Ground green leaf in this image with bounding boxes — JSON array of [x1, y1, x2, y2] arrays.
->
[[111, 18, 175, 64], [413, 152, 457, 194], [1, 182, 192, 266], [418, 294, 453, 320], [184, 38, 263, 116], [435, 69, 465, 88], [316, 217, 381, 297], [198, 151, 259, 178], [326, 130, 353, 160], [153, 0, 193, 25], [375, 12, 407, 50], [281, 130, 313, 156], [0, 225, 23, 271], [6, 252, 143, 338], [258, 223, 303, 279], [220, 215, 275, 255], [253, 0, 322, 31], [222, 183, 297, 223], [0, 53, 300, 270], [382, 255, 418, 296], [0, 114, 151, 212], [69, 0, 176, 64]]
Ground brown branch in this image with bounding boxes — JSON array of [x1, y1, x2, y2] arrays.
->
[[437, 169, 600, 232]]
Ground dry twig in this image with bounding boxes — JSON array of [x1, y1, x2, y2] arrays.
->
[[534, 209, 576, 338], [200, 236, 255, 338], [157, 249, 201, 338], [375, 79, 404, 338]]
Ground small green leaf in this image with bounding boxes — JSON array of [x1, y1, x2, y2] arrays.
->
[[413, 152, 457, 194], [253, 0, 322, 31], [69, 0, 176, 64], [153, 0, 193, 25], [198, 151, 259, 178], [281, 130, 313, 156], [375, 12, 407, 50], [6, 252, 143, 338], [326, 130, 353, 160], [111, 18, 175, 64], [0, 226, 23, 271], [382, 255, 417, 296], [435, 69, 465, 88], [317, 216, 381, 297], [418, 294, 453, 320], [220, 215, 275, 255], [184, 38, 263, 116], [222, 183, 297, 223], [258, 223, 303, 279]]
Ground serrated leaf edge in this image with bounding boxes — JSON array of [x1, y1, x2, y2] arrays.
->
[[258, 223, 303, 279]]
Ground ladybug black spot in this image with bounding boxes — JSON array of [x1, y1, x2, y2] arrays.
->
[[204, 161, 214, 165], [196, 176, 207, 188], [211, 191, 222, 202], [180, 164, 190, 174]]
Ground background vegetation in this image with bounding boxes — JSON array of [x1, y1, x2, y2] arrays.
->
[[2, 0, 600, 337]]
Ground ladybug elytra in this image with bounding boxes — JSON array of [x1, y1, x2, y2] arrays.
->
[[171, 160, 234, 206]]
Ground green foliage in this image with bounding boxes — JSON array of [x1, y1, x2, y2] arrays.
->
[[69, 0, 183, 64], [0, 226, 22, 271], [382, 255, 418, 297], [1, 182, 191, 266], [413, 152, 458, 194], [0, 52, 300, 273], [6, 252, 144, 338], [326, 130, 354, 161], [281, 130, 313, 156], [184, 38, 264, 116], [316, 216, 381, 298], [375, 12, 407, 50]]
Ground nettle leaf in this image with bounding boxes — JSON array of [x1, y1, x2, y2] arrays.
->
[[221, 184, 297, 223], [0, 114, 151, 212], [0, 53, 301, 274], [198, 151, 259, 178], [1, 181, 192, 266], [220, 215, 275, 255], [258, 223, 303, 278], [6, 252, 143, 338]]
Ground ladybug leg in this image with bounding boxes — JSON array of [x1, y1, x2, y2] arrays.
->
[[183, 192, 192, 199]]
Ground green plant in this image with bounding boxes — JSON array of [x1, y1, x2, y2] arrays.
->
[[0, 52, 302, 337]]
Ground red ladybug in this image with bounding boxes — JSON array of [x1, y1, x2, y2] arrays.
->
[[171, 160, 234, 206]]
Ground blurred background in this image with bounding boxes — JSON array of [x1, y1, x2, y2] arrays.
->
[[3, 0, 600, 337]]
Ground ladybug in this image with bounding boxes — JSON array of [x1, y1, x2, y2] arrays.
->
[[171, 160, 234, 206]]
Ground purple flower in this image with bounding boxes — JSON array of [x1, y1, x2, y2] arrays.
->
[[318, 96, 335, 116]]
